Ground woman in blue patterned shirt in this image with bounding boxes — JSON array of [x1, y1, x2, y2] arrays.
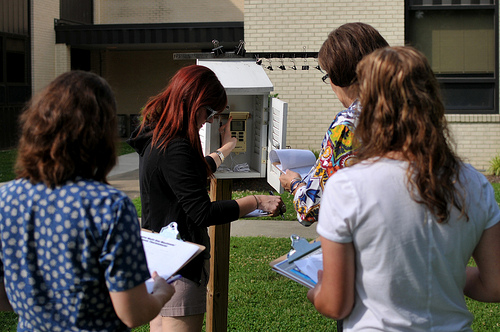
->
[[0, 71, 174, 331]]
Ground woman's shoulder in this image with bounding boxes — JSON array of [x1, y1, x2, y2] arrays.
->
[[329, 103, 361, 129]]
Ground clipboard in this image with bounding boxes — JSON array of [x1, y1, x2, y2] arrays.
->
[[141, 228, 205, 292], [269, 235, 322, 289]]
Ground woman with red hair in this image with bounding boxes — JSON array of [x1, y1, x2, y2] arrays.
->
[[128, 65, 284, 332]]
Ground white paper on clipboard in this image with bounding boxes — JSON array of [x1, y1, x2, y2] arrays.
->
[[141, 230, 204, 292]]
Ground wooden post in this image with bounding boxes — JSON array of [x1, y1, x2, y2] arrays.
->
[[206, 177, 232, 332]]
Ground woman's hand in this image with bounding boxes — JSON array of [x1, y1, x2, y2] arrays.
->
[[219, 116, 237, 152], [279, 170, 302, 192], [307, 269, 323, 304], [151, 271, 175, 304], [255, 194, 285, 217], [236, 194, 285, 218]]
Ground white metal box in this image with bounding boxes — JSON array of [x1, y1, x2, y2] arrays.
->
[[197, 59, 288, 192]]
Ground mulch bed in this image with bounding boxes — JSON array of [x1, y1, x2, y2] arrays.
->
[[485, 174, 500, 184]]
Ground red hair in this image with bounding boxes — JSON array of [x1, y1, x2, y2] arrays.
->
[[139, 65, 227, 174]]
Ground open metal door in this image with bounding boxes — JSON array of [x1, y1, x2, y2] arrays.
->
[[267, 97, 288, 193]]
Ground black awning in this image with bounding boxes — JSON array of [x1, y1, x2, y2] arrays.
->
[[54, 21, 244, 49]]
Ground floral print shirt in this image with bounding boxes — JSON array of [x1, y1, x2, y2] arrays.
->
[[294, 100, 361, 226]]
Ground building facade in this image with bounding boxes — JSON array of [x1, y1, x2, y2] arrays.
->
[[1, 0, 499, 171]]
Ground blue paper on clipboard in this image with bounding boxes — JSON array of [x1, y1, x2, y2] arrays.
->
[[269, 234, 323, 289]]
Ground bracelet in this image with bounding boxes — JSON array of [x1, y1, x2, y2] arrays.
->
[[253, 195, 260, 210], [289, 178, 302, 193], [214, 150, 225, 163]]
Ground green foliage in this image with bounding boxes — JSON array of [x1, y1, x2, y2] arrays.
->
[[226, 237, 336, 331], [132, 197, 142, 217], [0, 150, 17, 183], [489, 155, 500, 176], [0, 311, 17, 331]]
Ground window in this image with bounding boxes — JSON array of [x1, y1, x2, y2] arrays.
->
[[6, 38, 26, 83], [406, 0, 498, 114]]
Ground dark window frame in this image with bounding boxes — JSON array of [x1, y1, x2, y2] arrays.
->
[[0, 32, 31, 104], [405, 1, 499, 114]]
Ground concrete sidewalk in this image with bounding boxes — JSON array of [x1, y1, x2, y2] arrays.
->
[[108, 154, 318, 239]]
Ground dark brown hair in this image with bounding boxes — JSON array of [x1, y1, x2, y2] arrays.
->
[[356, 46, 466, 223], [16, 70, 118, 186], [318, 22, 389, 88], [139, 65, 227, 175]]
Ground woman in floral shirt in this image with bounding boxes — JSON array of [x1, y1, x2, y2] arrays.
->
[[279, 22, 388, 226]]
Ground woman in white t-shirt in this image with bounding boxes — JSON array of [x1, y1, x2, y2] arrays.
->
[[307, 46, 500, 331]]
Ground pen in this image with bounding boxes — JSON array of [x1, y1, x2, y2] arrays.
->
[[269, 191, 285, 219], [166, 274, 182, 284]]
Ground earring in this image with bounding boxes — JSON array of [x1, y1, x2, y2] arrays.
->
[[290, 58, 297, 70]]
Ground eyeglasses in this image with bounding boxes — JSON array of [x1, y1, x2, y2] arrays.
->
[[205, 106, 218, 122], [204, 105, 229, 122], [322, 73, 330, 84]]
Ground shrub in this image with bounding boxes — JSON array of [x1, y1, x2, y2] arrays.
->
[[489, 155, 500, 176]]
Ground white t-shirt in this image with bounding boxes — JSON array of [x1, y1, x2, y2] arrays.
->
[[318, 158, 500, 332]]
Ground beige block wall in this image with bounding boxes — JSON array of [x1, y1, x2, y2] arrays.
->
[[447, 115, 500, 171], [244, 0, 404, 151], [32, 0, 71, 93], [245, 0, 500, 172], [94, 0, 244, 24]]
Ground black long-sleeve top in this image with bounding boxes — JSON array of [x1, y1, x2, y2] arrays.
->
[[127, 129, 239, 283]]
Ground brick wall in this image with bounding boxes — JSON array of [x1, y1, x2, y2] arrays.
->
[[94, 0, 244, 24], [245, 0, 500, 171], [32, 0, 63, 93], [28, 0, 500, 170], [245, 0, 404, 153], [447, 115, 500, 171]]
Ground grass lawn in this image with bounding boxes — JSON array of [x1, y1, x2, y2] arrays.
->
[[2, 237, 500, 331], [0, 150, 17, 183], [1, 149, 500, 330]]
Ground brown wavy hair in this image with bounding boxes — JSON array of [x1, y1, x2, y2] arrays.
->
[[318, 22, 389, 88], [139, 65, 227, 176], [355, 46, 467, 223], [16, 71, 118, 186]]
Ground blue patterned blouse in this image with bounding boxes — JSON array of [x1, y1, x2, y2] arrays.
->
[[0, 178, 150, 331]]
